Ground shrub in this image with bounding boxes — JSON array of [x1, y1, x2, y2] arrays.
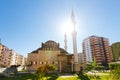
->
[[35, 64, 57, 80], [109, 63, 120, 80]]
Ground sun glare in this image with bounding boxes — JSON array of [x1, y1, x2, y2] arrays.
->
[[61, 19, 73, 35]]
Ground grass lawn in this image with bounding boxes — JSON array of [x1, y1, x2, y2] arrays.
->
[[0, 72, 110, 80]]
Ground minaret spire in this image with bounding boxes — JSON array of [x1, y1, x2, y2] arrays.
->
[[71, 8, 76, 29], [64, 33, 67, 51], [71, 8, 79, 71]]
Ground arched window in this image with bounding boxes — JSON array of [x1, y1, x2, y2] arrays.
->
[[40, 62, 41, 64], [34, 61, 37, 65], [28, 61, 32, 66], [44, 61, 48, 64]]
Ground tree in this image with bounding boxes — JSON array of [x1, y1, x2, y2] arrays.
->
[[35, 64, 57, 80], [109, 63, 120, 80], [92, 56, 97, 70], [86, 57, 97, 71], [86, 62, 93, 71]]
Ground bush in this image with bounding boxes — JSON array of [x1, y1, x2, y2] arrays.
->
[[109, 63, 120, 70], [35, 64, 57, 80], [109, 63, 120, 80], [94, 66, 104, 71]]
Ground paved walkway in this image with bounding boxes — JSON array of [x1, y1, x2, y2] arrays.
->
[[87, 71, 109, 76], [60, 74, 77, 78]]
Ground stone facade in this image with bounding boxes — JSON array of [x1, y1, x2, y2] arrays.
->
[[27, 40, 75, 72]]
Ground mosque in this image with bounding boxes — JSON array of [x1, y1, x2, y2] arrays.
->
[[27, 10, 80, 72]]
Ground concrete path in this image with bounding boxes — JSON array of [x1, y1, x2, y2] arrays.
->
[[60, 74, 77, 78]]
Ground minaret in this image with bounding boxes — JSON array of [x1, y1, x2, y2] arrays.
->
[[64, 33, 67, 51], [71, 9, 79, 71]]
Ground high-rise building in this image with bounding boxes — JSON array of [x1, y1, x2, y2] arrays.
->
[[82, 35, 112, 66], [111, 42, 120, 61]]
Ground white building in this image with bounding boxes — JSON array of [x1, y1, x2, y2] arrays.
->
[[83, 38, 92, 63], [10, 50, 17, 65]]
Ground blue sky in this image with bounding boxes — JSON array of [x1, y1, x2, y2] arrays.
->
[[0, 0, 120, 57]]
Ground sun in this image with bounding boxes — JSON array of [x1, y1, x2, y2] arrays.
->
[[61, 19, 73, 35]]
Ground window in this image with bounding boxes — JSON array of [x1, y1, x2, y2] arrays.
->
[[34, 61, 37, 65], [40, 62, 41, 64]]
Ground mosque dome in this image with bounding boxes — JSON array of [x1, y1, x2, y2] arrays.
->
[[31, 40, 67, 54]]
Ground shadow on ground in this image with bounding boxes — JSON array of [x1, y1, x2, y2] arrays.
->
[[46, 73, 58, 80], [77, 72, 90, 80]]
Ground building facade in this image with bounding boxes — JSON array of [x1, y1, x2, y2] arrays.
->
[[27, 40, 77, 72], [16, 54, 26, 66], [82, 35, 112, 66], [0, 44, 13, 67], [10, 50, 17, 65], [0, 43, 25, 67], [111, 42, 120, 61]]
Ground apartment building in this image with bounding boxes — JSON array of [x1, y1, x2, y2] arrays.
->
[[0, 44, 13, 67], [82, 35, 112, 66], [0, 43, 25, 67], [16, 54, 26, 65]]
